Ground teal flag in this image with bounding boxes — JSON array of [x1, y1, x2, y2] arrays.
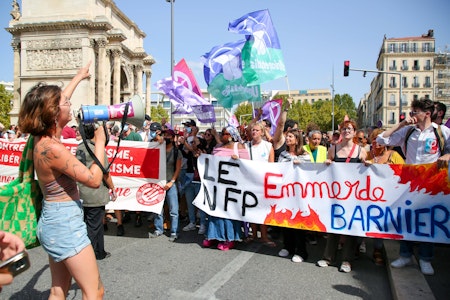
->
[[207, 74, 261, 108], [202, 40, 261, 108], [228, 9, 287, 86]]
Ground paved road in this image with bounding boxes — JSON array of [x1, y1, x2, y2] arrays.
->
[[2, 218, 394, 300]]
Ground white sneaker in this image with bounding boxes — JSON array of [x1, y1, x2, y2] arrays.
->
[[182, 223, 197, 231], [278, 249, 289, 257], [390, 256, 413, 268], [198, 224, 206, 235], [291, 255, 304, 263], [317, 259, 330, 267], [419, 260, 434, 275]]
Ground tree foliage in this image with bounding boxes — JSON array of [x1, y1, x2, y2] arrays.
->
[[286, 93, 356, 132], [150, 104, 168, 123], [234, 103, 253, 126], [0, 85, 12, 128], [230, 93, 356, 132]]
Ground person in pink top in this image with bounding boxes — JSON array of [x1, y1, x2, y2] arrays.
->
[[202, 125, 249, 251]]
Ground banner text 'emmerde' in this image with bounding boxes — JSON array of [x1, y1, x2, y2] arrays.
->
[[193, 154, 450, 244]]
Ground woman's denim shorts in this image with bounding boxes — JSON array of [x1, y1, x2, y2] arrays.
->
[[37, 200, 91, 262]]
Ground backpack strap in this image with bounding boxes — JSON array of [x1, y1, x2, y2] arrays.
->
[[434, 125, 445, 155], [248, 141, 253, 160], [173, 145, 178, 173], [404, 126, 415, 156]]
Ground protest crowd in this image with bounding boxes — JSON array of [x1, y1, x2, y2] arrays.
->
[[1, 97, 449, 275], [1, 6, 449, 299], [51, 97, 448, 276], [1, 91, 449, 300]]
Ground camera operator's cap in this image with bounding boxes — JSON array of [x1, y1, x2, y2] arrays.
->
[[123, 124, 129, 132], [7, 130, 15, 135], [182, 119, 196, 127], [150, 122, 162, 132]]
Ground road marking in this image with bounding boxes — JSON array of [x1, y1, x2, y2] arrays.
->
[[168, 243, 261, 299]]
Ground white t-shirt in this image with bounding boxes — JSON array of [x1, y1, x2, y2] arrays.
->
[[248, 140, 272, 162], [376, 123, 450, 164]]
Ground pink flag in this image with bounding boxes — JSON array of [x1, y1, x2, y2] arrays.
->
[[228, 114, 240, 127], [173, 59, 202, 97]]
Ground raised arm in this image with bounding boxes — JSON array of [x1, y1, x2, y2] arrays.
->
[[273, 98, 292, 150], [62, 61, 91, 100]]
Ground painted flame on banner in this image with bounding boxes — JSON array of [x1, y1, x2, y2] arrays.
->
[[390, 163, 450, 195], [264, 205, 326, 232]]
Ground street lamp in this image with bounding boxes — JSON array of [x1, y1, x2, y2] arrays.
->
[[331, 65, 335, 131], [330, 83, 335, 131], [166, 0, 175, 126]]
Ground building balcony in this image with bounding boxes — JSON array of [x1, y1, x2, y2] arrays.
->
[[401, 66, 409, 71], [402, 83, 408, 88], [389, 83, 397, 88], [389, 66, 397, 71], [412, 66, 420, 71], [424, 66, 432, 70], [412, 83, 420, 88], [423, 83, 432, 88]]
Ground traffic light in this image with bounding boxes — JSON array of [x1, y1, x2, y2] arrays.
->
[[399, 112, 406, 122], [344, 60, 350, 77]]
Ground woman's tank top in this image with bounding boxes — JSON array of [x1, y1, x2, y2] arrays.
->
[[43, 173, 79, 201], [333, 144, 362, 163]]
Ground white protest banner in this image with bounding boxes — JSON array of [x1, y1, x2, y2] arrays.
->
[[0, 138, 166, 213], [193, 154, 450, 244]]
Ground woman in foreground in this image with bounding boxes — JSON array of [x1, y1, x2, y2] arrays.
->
[[19, 62, 106, 299]]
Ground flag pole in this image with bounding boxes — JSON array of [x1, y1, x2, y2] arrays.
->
[[285, 75, 291, 98]]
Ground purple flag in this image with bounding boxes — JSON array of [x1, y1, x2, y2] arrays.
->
[[257, 99, 283, 135], [155, 78, 216, 123]]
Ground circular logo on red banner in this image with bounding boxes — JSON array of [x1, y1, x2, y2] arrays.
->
[[136, 183, 165, 206]]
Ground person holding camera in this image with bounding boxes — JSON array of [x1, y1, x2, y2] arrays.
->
[[76, 124, 117, 260], [18, 62, 106, 299]]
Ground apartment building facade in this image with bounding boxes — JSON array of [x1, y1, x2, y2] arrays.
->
[[269, 88, 331, 104], [362, 30, 449, 129]]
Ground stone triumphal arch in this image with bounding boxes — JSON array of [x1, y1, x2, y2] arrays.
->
[[6, 0, 155, 125]]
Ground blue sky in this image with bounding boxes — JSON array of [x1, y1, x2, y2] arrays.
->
[[1, 0, 449, 105]]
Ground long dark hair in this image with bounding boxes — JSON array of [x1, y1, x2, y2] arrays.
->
[[286, 128, 305, 155]]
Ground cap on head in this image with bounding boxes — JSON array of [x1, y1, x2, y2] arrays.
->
[[150, 122, 162, 132], [182, 119, 196, 127]]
